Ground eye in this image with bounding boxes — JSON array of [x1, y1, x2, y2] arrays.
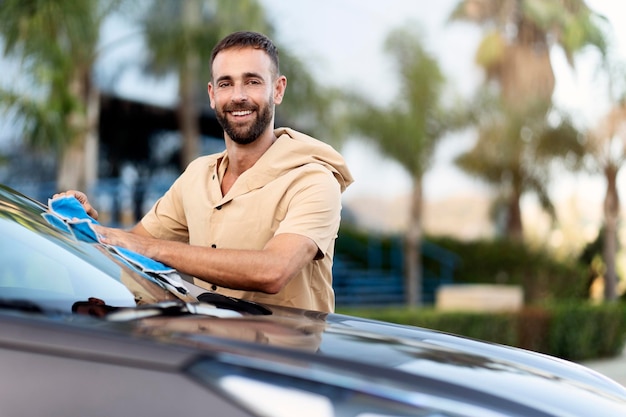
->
[[217, 81, 232, 88]]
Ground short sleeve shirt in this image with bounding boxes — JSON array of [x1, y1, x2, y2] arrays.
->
[[141, 133, 344, 312]]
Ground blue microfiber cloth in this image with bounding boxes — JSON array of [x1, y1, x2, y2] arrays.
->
[[45, 195, 189, 296], [41, 212, 73, 235]]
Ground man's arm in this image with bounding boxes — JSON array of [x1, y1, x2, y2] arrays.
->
[[95, 223, 318, 294]]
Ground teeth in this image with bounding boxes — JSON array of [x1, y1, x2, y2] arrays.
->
[[231, 110, 252, 116]]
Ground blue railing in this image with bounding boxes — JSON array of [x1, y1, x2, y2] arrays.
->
[[332, 234, 459, 306]]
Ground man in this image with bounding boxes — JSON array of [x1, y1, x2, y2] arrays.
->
[[59, 31, 353, 313]]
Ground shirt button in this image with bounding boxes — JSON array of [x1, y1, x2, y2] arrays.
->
[[211, 285, 217, 291]]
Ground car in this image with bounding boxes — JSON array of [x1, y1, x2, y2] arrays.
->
[[1, 182, 626, 417]]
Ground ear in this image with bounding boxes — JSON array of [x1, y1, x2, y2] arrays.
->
[[207, 82, 216, 109], [273, 75, 287, 105]]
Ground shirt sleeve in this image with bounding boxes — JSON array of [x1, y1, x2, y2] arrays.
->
[[274, 166, 342, 259], [141, 175, 190, 242]]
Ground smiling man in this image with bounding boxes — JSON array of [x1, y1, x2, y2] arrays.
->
[[58, 31, 353, 313]]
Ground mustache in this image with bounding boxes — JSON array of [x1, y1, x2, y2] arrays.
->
[[223, 104, 258, 112]]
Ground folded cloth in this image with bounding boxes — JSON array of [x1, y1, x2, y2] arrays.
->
[[45, 195, 189, 296], [41, 212, 73, 235], [47, 196, 101, 242]]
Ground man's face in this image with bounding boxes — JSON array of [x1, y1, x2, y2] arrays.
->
[[208, 47, 286, 145]]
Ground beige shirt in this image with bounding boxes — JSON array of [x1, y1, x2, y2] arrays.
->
[[141, 128, 353, 312]]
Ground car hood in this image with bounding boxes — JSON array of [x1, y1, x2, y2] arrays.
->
[[2, 182, 625, 415], [96, 301, 626, 416]]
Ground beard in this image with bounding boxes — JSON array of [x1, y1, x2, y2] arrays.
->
[[216, 99, 274, 145]]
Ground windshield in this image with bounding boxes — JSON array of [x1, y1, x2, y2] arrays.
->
[[0, 187, 181, 314], [0, 217, 135, 311]]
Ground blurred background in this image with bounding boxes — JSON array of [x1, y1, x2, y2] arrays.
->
[[1, 0, 625, 308]]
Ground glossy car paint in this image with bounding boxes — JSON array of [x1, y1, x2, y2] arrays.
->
[[1, 184, 626, 417]]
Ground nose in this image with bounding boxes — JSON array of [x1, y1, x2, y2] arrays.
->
[[232, 83, 248, 102]]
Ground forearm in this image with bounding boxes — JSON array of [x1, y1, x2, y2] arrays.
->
[[153, 240, 286, 293], [98, 224, 318, 294]]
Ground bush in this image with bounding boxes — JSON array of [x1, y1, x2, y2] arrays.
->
[[517, 306, 551, 354], [546, 302, 626, 361], [422, 236, 590, 304]]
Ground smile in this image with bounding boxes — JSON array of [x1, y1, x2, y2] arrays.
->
[[230, 110, 253, 116]]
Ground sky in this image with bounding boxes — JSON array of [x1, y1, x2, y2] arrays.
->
[[252, 0, 626, 206], [3, 0, 625, 207]]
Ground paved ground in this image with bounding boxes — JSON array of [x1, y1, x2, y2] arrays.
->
[[580, 348, 626, 387]]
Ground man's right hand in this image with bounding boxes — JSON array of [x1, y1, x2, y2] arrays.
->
[[52, 190, 99, 221]]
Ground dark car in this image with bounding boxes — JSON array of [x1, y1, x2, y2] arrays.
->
[[1, 183, 626, 417]]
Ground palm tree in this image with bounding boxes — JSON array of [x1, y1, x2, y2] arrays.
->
[[137, 0, 265, 168], [347, 25, 457, 306], [137, 0, 339, 170], [0, 0, 124, 192], [586, 94, 626, 300], [455, 91, 585, 239], [450, 0, 607, 240]]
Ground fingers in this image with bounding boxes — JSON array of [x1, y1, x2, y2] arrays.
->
[[92, 224, 108, 243], [92, 225, 134, 252], [93, 224, 121, 246], [53, 189, 87, 202], [92, 224, 154, 258], [52, 190, 99, 221]]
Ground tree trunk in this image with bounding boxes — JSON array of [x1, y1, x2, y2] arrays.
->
[[57, 143, 87, 192], [57, 70, 99, 193], [602, 164, 620, 301], [84, 83, 100, 192], [178, 0, 201, 169], [500, 42, 554, 112], [506, 178, 524, 241], [404, 175, 423, 306]]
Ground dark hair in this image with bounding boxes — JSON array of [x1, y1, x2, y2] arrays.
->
[[210, 31, 280, 78]]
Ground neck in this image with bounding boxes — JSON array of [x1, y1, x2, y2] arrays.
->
[[225, 129, 277, 176]]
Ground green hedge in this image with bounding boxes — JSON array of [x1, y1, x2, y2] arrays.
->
[[547, 302, 626, 360], [426, 237, 590, 304], [337, 302, 626, 362]]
